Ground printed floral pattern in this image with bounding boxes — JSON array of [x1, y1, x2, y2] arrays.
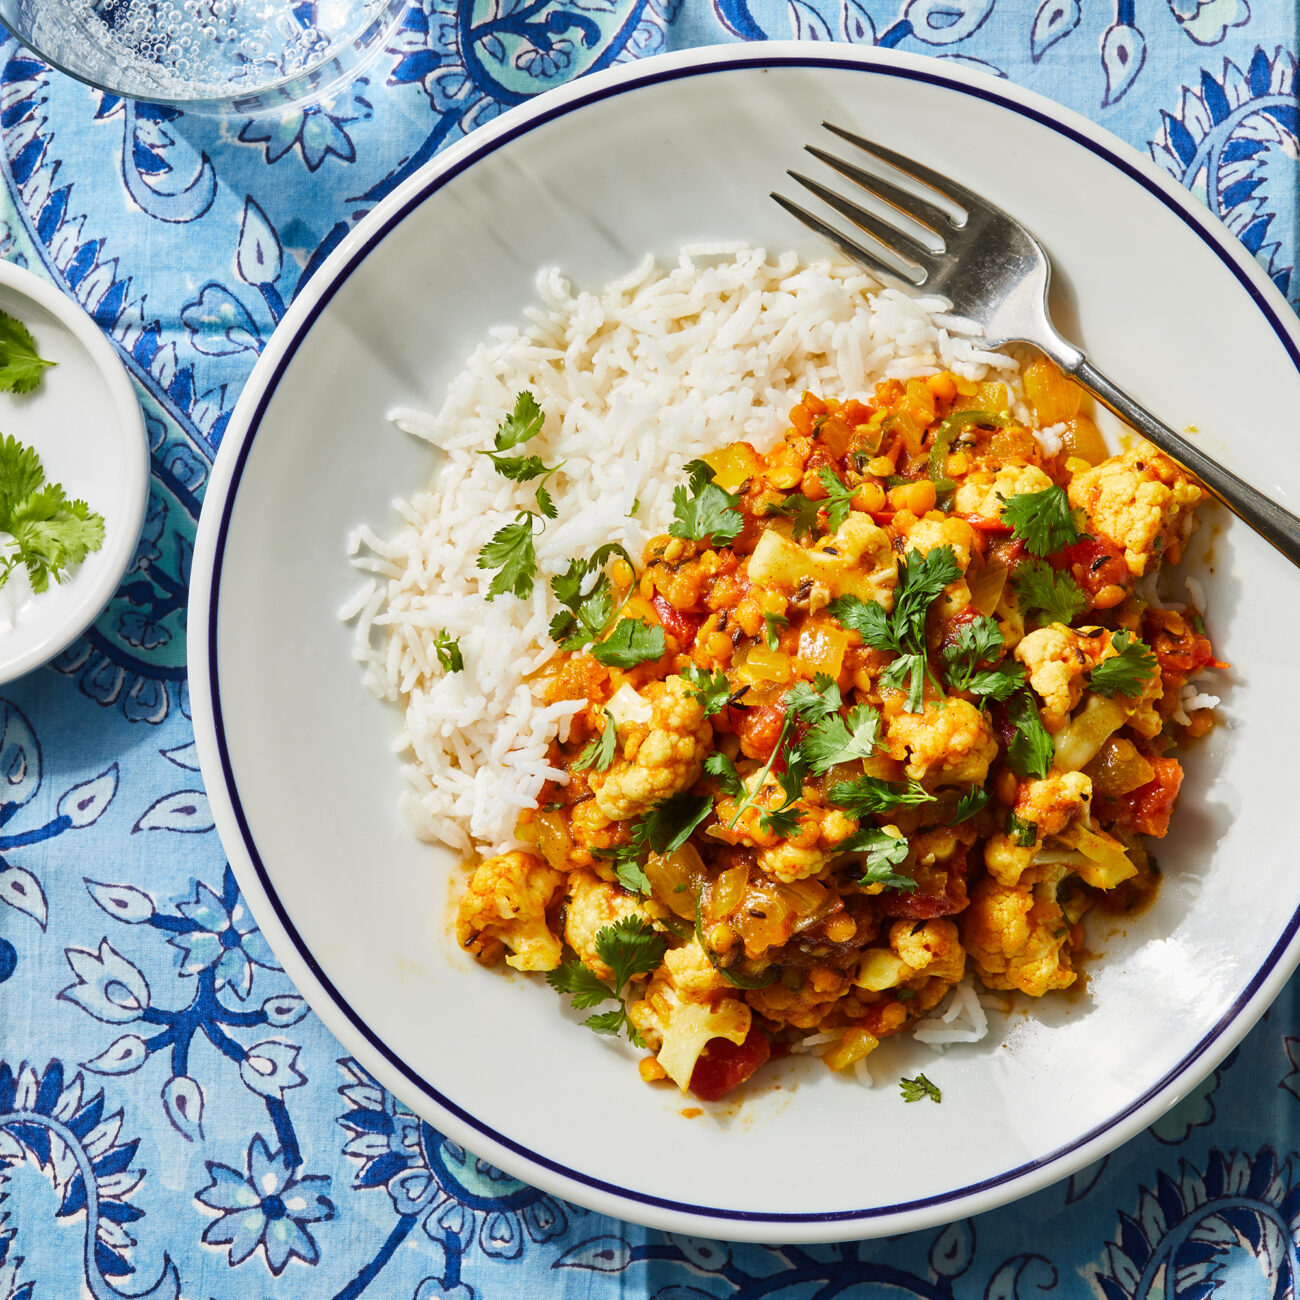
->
[[1, 0, 1298, 1296]]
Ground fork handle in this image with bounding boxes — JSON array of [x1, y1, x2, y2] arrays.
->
[[1061, 356, 1300, 570]]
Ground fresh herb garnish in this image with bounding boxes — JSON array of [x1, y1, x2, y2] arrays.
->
[[951, 785, 990, 823], [477, 512, 540, 600], [941, 615, 1025, 701], [763, 611, 789, 651], [0, 435, 104, 594], [704, 751, 745, 800], [836, 826, 914, 889], [829, 544, 962, 712], [1006, 689, 1054, 780], [477, 391, 562, 513], [546, 916, 667, 1046], [825, 775, 936, 819], [817, 467, 858, 532], [900, 1073, 942, 1103], [0, 312, 55, 394], [785, 672, 843, 723], [1011, 557, 1089, 627], [670, 459, 743, 544], [800, 702, 883, 774], [1090, 629, 1159, 699], [1001, 484, 1085, 557], [548, 543, 637, 651], [1005, 810, 1038, 847], [768, 491, 822, 540], [637, 791, 713, 855], [681, 663, 733, 717], [573, 708, 617, 773], [590, 618, 666, 669], [433, 630, 464, 673]]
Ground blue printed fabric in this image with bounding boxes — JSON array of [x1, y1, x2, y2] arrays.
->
[[0, 3, 1297, 1297]]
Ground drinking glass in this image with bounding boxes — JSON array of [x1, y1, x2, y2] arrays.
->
[[0, 0, 408, 112]]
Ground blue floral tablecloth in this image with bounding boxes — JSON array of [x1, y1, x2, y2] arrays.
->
[[1, 2, 1297, 1297]]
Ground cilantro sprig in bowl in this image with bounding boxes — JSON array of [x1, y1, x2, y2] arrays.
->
[[0, 260, 147, 683]]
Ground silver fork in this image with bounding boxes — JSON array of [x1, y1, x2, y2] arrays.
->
[[773, 122, 1300, 570]]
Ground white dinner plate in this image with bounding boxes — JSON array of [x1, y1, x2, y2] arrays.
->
[[188, 44, 1300, 1240], [0, 259, 147, 683]]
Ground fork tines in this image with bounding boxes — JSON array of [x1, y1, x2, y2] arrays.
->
[[773, 123, 968, 291]]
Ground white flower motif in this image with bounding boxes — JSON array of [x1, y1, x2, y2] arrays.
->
[[170, 880, 279, 999], [58, 940, 150, 1023], [239, 1040, 307, 1100]]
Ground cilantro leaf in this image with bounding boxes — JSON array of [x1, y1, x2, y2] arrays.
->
[[0, 434, 44, 518], [1001, 485, 1085, 557], [477, 513, 538, 601], [800, 703, 882, 773], [1005, 810, 1038, 846], [951, 786, 989, 823], [942, 617, 1025, 701], [829, 592, 896, 653], [704, 751, 745, 800], [546, 961, 615, 1010], [595, 915, 669, 992], [582, 1007, 630, 1037], [681, 664, 732, 717], [535, 481, 557, 519], [494, 390, 545, 450], [769, 492, 822, 540], [614, 858, 652, 895], [763, 612, 789, 651], [837, 826, 914, 888], [881, 651, 929, 713], [785, 673, 842, 723], [548, 917, 667, 1048], [669, 460, 743, 544], [899, 1073, 941, 1103], [433, 631, 464, 673], [1006, 689, 1054, 780], [4, 483, 105, 594], [893, 545, 963, 643], [0, 311, 55, 394], [759, 807, 804, 838], [590, 618, 666, 669], [817, 467, 857, 532], [478, 450, 549, 482], [635, 791, 713, 856], [826, 776, 936, 818], [1012, 558, 1088, 627], [1090, 630, 1158, 699], [573, 709, 617, 773]]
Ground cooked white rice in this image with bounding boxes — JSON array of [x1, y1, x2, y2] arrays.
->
[[344, 245, 1023, 856], [913, 979, 989, 1049]]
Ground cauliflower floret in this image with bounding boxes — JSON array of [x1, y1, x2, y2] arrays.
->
[[884, 697, 998, 784], [1015, 624, 1106, 729], [564, 869, 654, 981], [589, 675, 711, 822], [456, 851, 564, 972], [890, 918, 966, 984], [964, 863, 1075, 996], [757, 840, 834, 883], [901, 514, 978, 572], [747, 962, 851, 1029], [1068, 444, 1203, 576], [662, 938, 731, 1001], [952, 464, 1055, 520], [984, 772, 1093, 886]]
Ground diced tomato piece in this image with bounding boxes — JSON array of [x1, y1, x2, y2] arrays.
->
[[1127, 758, 1184, 838], [962, 515, 1014, 535], [1048, 536, 1127, 599], [735, 703, 785, 762], [1094, 757, 1183, 838], [1145, 608, 1216, 677], [688, 1024, 772, 1101], [651, 594, 702, 646]]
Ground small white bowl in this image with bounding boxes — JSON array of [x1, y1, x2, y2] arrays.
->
[[0, 259, 148, 683]]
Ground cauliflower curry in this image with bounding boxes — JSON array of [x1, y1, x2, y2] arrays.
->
[[455, 360, 1218, 1103]]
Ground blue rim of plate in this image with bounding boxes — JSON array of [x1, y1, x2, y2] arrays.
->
[[203, 48, 1300, 1227]]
